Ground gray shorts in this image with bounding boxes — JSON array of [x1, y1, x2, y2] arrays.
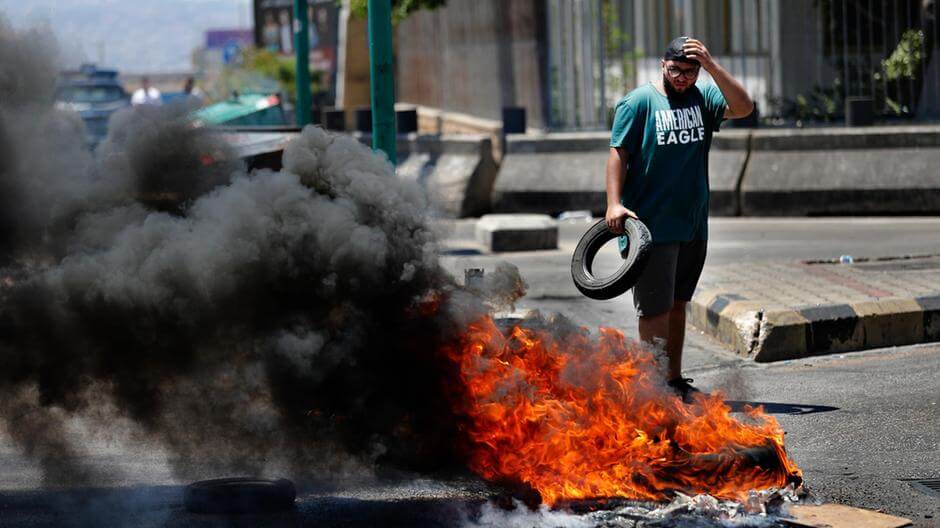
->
[[632, 240, 707, 317]]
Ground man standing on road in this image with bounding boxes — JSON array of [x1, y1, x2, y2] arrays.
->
[[131, 77, 162, 106], [605, 36, 753, 401]]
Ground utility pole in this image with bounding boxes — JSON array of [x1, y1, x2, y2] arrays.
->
[[367, 0, 396, 165], [293, 0, 312, 126]]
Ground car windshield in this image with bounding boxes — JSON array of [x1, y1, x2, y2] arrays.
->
[[56, 85, 125, 103]]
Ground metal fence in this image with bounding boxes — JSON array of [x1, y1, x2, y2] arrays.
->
[[545, 0, 940, 129]]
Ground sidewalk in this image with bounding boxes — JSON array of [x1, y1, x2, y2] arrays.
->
[[690, 254, 940, 361]]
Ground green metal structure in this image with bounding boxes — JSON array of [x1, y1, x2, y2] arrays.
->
[[367, 0, 397, 165], [293, 0, 312, 126]]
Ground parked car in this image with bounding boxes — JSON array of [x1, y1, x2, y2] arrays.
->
[[55, 64, 130, 145], [190, 92, 287, 127]]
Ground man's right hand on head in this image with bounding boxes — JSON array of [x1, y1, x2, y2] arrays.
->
[[605, 204, 638, 234]]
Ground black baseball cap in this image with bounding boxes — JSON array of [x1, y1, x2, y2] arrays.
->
[[663, 36, 699, 64]]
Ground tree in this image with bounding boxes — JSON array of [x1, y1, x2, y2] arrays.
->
[[348, 0, 446, 24], [209, 49, 322, 105]]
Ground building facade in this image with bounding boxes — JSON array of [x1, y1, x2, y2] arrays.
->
[[395, 0, 940, 130], [395, 0, 549, 128]]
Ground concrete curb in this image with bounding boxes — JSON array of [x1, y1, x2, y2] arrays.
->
[[689, 290, 940, 362], [475, 214, 559, 252]]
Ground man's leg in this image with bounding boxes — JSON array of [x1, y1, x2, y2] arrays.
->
[[668, 240, 707, 389], [633, 243, 679, 358], [666, 300, 687, 380], [638, 310, 670, 351], [639, 305, 684, 380]]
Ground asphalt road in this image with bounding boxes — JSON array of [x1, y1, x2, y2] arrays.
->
[[0, 217, 937, 527], [696, 344, 940, 527], [439, 216, 940, 371]]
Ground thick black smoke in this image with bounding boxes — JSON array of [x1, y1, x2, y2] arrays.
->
[[0, 19, 95, 261], [0, 19, 514, 485]]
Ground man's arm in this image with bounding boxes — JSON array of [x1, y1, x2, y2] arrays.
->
[[682, 38, 754, 119], [605, 147, 637, 234]]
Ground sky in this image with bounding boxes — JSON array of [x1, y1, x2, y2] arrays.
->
[[0, 0, 253, 73]]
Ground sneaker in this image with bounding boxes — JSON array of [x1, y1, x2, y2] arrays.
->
[[667, 377, 702, 403]]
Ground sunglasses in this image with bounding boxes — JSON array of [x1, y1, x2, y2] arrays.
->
[[665, 66, 700, 80]]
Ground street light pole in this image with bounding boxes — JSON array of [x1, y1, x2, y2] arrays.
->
[[367, 0, 397, 165], [293, 0, 312, 126]]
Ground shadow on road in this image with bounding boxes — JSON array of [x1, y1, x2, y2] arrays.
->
[[0, 485, 480, 527], [440, 247, 484, 256], [724, 401, 840, 415]]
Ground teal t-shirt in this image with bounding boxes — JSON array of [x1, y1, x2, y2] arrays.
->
[[610, 82, 726, 246]]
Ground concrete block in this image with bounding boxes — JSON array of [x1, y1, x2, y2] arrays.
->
[[854, 299, 924, 349], [687, 290, 810, 360], [493, 150, 607, 215], [504, 132, 609, 153], [718, 303, 763, 356], [748, 125, 940, 150], [800, 304, 864, 354], [475, 214, 558, 252], [925, 311, 940, 341], [753, 310, 809, 362], [362, 133, 498, 218], [708, 149, 747, 216], [917, 294, 940, 340], [493, 132, 628, 216], [687, 289, 720, 335], [740, 127, 940, 216], [709, 131, 749, 216]]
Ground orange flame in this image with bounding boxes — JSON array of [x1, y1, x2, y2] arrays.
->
[[445, 316, 801, 505]]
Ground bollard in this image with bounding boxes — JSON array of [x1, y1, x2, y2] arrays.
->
[[397, 109, 418, 133], [323, 108, 346, 131], [502, 107, 526, 134], [846, 97, 874, 127], [355, 107, 373, 133]]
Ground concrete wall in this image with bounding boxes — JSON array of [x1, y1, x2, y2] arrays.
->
[[740, 126, 940, 216], [395, 0, 546, 128], [225, 128, 496, 218], [228, 126, 940, 219], [336, 10, 371, 128], [342, 132, 497, 218], [391, 134, 499, 218], [492, 131, 749, 217], [492, 126, 940, 217]]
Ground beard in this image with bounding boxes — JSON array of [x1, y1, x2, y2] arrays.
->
[[662, 74, 687, 99]]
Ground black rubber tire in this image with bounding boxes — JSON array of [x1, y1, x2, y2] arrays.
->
[[183, 477, 296, 514], [570, 217, 652, 300]]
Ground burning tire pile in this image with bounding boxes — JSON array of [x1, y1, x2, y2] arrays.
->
[[444, 314, 802, 508]]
